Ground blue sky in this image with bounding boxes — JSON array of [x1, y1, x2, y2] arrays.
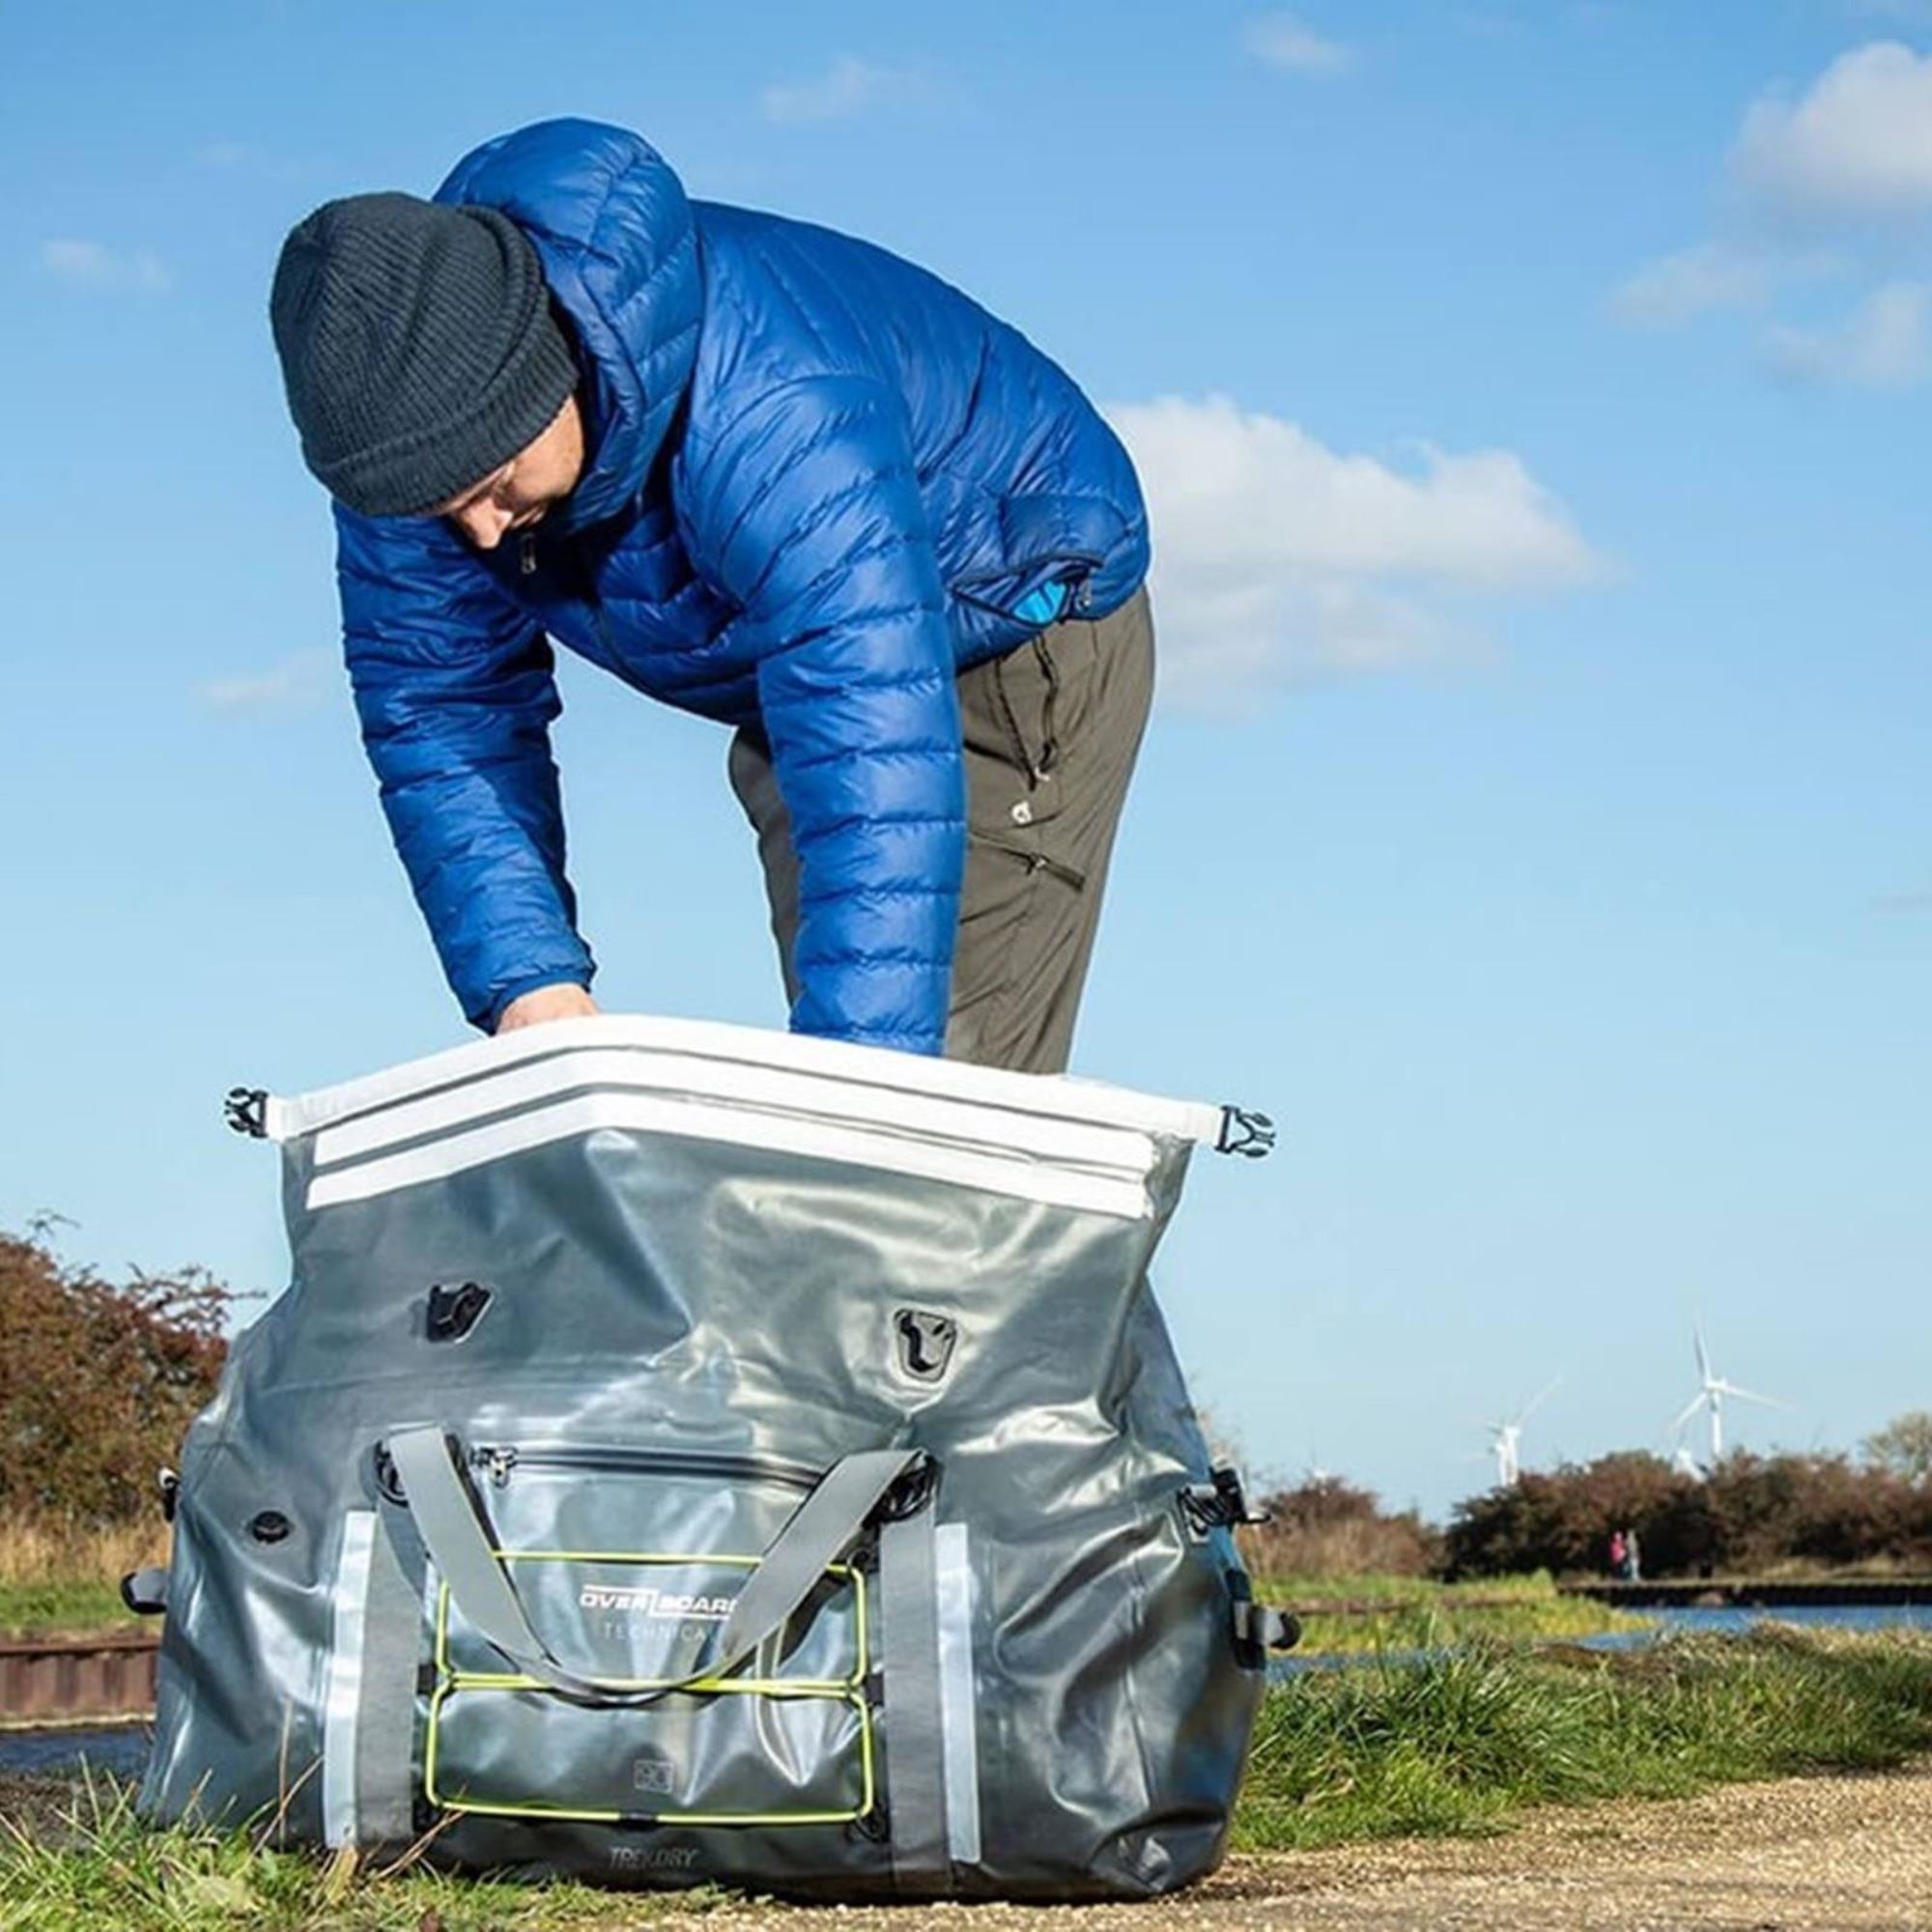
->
[[1, 1, 1925, 1518]]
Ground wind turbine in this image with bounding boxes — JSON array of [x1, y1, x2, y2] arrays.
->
[[1484, 1377, 1561, 1488], [1668, 1326, 1785, 1471]]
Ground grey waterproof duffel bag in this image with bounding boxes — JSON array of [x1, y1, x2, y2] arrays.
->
[[134, 1015, 1292, 1899]]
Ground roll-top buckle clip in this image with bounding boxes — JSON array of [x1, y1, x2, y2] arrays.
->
[[1182, 1465, 1271, 1533], [1216, 1106, 1276, 1158]]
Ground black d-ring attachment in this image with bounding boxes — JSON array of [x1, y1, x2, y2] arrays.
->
[[1216, 1106, 1276, 1159], [371, 1441, 408, 1507], [224, 1088, 270, 1138], [874, 1451, 940, 1522], [120, 1567, 169, 1615], [1228, 1571, 1302, 1667]]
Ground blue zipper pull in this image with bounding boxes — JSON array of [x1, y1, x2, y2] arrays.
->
[[519, 531, 538, 578]]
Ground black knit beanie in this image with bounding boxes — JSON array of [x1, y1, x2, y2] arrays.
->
[[270, 192, 578, 518]]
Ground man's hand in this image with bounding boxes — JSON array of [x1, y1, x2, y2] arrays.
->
[[496, 983, 600, 1033]]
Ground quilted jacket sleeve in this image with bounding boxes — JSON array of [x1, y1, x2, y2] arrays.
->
[[685, 375, 965, 1054], [334, 505, 594, 1030]]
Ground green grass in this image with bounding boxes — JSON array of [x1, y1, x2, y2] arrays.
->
[[4, 1629, 1929, 1925], [1237, 1626, 1932, 1850], [0, 1580, 138, 1641], [2, 1559, 1629, 1648], [0, 1521, 160, 1641], [1259, 1569, 1655, 1653], [0, 1766, 724, 1930]]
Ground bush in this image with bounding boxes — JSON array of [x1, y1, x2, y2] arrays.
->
[[1242, 1474, 1442, 1578], [0, 1225, 241, 1521], [1446, 1448, 1932, 1579]]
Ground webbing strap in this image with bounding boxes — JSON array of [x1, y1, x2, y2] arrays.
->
[[880, 1508, 951, 1890], [321, 1513, 377, 1848], [386, 1427, 919, 1709], [354, 1507, 424, 1844]]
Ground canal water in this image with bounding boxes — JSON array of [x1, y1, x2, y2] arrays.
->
[[1272, 1598, 1932, 1676], [0, 1720, 148, 1778], [4, 1604, 1929, 1780], [1583, 1601, 1932, 1642]]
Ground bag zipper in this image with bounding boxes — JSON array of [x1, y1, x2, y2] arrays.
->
[[469, 1441, 824, 1492]]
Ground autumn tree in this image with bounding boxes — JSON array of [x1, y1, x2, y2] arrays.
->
[[1863, 1412, 1932, 1488]]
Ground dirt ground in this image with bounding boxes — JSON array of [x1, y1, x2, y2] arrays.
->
[[664, 1762, 1932, 1932]]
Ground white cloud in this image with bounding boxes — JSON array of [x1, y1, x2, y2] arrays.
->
[[1612, 43, 1932, 366], [1105, 395, 1602, 699], [1762, 281, 1931, 386], [758, 55, 919, 126], [200, 650, 335, 714], [1610, 242, 1779, 326], [1731, 42, 1932, 221], [39, 238, 170, 294], [1242, 10, 1354, 73]]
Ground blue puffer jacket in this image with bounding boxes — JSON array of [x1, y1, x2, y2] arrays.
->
[[334, 118, 1149, 1050]]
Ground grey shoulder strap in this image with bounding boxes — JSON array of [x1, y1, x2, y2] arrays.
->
[[386, 1426, 920, 1709]]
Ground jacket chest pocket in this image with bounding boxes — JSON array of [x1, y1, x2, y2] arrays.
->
[[504, 543, 621, 672]]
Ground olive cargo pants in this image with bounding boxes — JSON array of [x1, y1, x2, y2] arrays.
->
[[727, 588, 1155, 1075]]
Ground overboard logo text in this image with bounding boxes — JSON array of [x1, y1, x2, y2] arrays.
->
[[579, 1583, 736, 1621]]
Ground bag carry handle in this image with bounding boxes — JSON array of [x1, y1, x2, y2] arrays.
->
[[385, 1426, 923, 1709]]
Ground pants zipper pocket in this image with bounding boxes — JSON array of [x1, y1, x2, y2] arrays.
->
[[974, 837, 1088, 892]]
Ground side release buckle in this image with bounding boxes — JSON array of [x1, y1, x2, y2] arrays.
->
[[1215, 1106, 1276, 1158]]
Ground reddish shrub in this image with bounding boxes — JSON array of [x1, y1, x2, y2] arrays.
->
[[1446, 1448, 1932, 1578], [1241, 1475, 1441, 1577], [0, 1226, 241, 1522]]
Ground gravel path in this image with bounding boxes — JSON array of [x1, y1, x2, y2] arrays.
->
[[654, 1763, 1932, 1932], [4, 1762, 1927, 1927]]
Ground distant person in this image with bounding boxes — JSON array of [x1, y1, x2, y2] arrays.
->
[[267, 118, 1153, 1074], [1607, 1527, 1627, 1579], [1624, 1526, 1642, 1582]]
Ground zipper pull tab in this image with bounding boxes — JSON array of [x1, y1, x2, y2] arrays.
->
[[519, 531, 538, 578]]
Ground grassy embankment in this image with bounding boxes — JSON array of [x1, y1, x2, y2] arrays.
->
[[0, 1522, 162, 1640], [1260, 1568, 1655, 1653], [5, 1628, 1932, 1929], [1237, 1624, 1932, 1848], [2, 1536, 1650, 1651]]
